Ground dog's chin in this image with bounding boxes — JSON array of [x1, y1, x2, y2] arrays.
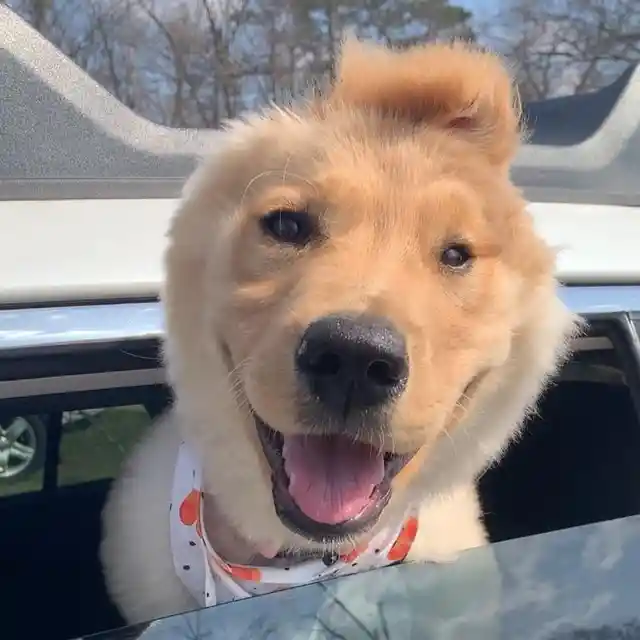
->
[[253, 411, 416, 544]]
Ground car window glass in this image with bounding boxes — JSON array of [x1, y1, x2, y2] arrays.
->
[[0, 415, 45, 495], [0, 405, 152, 498], [2, 1, 639, 203], [57, 406, 150, 487], [84, 514, 640, 640]]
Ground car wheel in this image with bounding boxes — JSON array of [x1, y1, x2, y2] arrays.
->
[[0, 416, 47, 482]]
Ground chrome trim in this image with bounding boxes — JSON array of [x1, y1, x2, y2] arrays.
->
[[0, 302, 163, 352], [559, 285, 640, 315], [0, 286, 634, 399], [0, 286, 639, 354], [0, 369, 165, 399]]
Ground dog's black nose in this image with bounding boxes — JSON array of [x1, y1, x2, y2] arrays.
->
[[296, 314, 409, 415]]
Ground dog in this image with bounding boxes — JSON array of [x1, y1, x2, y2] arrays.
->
[[100, 37, 578, 627]]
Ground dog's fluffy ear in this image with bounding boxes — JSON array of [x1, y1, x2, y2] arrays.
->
[[329, 38, 522, 166]]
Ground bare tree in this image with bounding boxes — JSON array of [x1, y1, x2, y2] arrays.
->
[[286, 0, 474, 85], [4, 0, 478, 127], [131, 0, 260, 127], [483, 0, 640, 101], [5, 0, 165, 117], [5, 0, 98, 60]]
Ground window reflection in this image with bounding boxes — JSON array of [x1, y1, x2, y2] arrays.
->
[[0, 405, 151, 498], [0, 415, 45, 496], [58, 406, 150, 487], [5, 0, 636, 129]]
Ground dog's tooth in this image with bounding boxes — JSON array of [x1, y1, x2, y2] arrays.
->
[[282, 435, 292, 452]]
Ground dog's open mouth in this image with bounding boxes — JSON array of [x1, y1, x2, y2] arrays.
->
[[254, 413, 415, 541]]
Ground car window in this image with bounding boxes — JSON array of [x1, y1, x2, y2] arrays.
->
[[0, 415, 45, 493], [83, 514, 640, 640], [56, 408, 150, 487], [0, 407, 151, 498], [1, 2, 639, 204]]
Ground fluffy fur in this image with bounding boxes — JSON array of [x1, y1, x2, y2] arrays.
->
[[101, 38, 579, 624]]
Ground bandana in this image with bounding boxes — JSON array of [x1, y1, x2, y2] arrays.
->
[[170, 440, 419, 607]]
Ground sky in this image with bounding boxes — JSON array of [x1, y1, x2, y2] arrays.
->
[[457, 0, 500, 21]]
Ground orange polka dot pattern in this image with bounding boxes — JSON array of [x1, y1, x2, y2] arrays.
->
[[387, 516, 419, 562], [179, 489, 203, 538]]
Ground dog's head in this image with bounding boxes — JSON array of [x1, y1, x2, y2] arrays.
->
[[163, 39, 578, 554]]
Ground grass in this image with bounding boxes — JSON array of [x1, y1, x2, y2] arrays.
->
[[0, 406, 151, 497]]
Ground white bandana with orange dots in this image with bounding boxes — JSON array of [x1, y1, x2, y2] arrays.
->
[[169, 441, 420, 606]]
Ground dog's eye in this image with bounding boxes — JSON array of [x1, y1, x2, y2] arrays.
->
[[260, 210, 315, 246], [439, 242, 474, 270]]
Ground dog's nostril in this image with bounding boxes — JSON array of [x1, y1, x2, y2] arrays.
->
[[366, 359, 403, 387], [307, 351, 342, 377]]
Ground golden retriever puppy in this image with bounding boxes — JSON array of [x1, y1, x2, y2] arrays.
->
[[101, 38, 578, 626]]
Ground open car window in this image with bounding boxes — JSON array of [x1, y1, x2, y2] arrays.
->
[[1, 2, 640, 207]]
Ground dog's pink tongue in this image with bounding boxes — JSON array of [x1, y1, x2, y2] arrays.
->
[[282, 434, 384, 524]]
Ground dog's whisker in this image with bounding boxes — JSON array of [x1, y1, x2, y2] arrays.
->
[[281, 153, 292, 188], [228, 374, 247, 396], [240, 167, 319, 212], [239, 170, 278, 209], [226, 354, 253, 382], [441, 424, 458, 452]]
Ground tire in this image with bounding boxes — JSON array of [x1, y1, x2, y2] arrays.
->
[[0, 415, 47, 483]]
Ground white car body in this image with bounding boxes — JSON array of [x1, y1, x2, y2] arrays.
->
[[1, 199, 639, 305]]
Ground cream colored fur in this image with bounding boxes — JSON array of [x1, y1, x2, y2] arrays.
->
[[101, 38, 579, 625]]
